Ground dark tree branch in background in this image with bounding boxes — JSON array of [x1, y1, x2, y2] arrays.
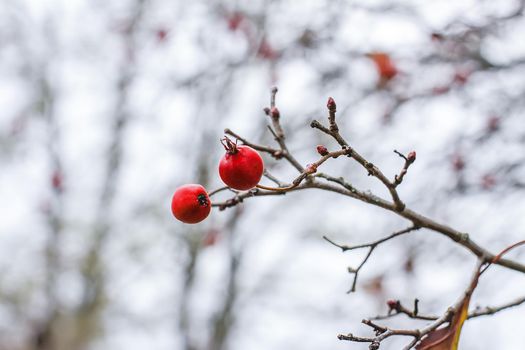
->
[[211, 87, 525, 348]]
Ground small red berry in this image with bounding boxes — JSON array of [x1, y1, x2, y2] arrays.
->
[[317, 145, 329, 156], [171, 184, 211, 224], [219, 137, 264, 190]]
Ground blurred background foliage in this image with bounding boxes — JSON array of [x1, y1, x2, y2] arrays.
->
[[0, 0, 524, 349]]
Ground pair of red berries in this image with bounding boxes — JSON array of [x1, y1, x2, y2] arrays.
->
[[171, 137, 264, 224]]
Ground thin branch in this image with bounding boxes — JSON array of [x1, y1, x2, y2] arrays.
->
[[263, 169, 285, 186], [469, 296, 525, 318], [224, 128, 283, 159], [373, 300, 439, 321], [256, 148, 350, 192], [323, 225, 420, 252], [323, 226, 419, 293], [262, 87, 304, 172], [393, 150, 416, 187], [208, 186, 234, 197], [374, 294, 525, 322], [311, 98, 406, 211], [339, 260, 485, 349]]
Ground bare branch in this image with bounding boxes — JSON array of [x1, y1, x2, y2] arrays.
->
[[393, 150, 416, 187], [323, 226, 419, 293], [469, 296, 525, 319]]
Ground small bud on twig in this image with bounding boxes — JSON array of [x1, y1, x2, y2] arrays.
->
[[407, 151, 416, 163], [327, 97, 336, 111], [305, 163, 318, 174], [270, 107, 280, 120], [386, 299, 399, 311], [317, 145, 329, 156]]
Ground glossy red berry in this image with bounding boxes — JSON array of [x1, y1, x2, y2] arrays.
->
[[219, 137, 264, 190], [171, 184, 211, 224]]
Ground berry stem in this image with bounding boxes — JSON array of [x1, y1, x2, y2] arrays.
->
[[220, 136, 238, 154]]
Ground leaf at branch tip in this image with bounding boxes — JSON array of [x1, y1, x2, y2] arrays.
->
[[415, 270, 480, 350]]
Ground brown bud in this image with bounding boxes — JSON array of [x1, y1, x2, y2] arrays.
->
[[305, 163, 318, 174], [386, 299, 399, 310], [270, 107, 280, 119], [327, 97, 336, 111], [316, 145, 329, 156], [370, 341, 380, 350], [407, 151, 416, 163]]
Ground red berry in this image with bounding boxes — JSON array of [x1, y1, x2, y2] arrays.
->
[[219, 137, 264, 190], [171, 184, 211, 224]]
